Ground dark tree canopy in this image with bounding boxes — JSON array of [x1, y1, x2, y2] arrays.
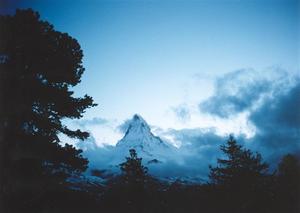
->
[[278, 154, 300, 177], [208, 136, 272, 213], [276, 154, 300, 213], [116, 149, 149, 213], [209, 135, 269, 186], [0, 9, 96, 212], [120, 149, 148, 185]]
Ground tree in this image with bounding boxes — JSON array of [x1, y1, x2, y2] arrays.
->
[[120, 149, 148, 185], [209, 135, 270, 213], [117, 149, 148, 212], [0, 9, 96, 212], [278, 154, 300, 178], [209, 135, 269, 186], [275, 154, 300, 213]]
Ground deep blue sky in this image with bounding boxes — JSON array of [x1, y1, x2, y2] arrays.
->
[[2, 0, 299, 147]]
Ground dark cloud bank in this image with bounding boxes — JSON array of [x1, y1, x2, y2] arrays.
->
[[164, 68, 300, 174], [195, 68, 299, 166]]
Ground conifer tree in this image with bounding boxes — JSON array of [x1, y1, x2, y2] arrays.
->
[[119, 149, 148, 213], [276, 154, 300, 213], [120, 149, 148, 185], [209, 135, 269, 186], [0, 9, 96, 212], [209, 136, 270, 213]]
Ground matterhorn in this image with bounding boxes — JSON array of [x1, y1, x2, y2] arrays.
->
[[80, 114, 200, 182], [112, 114, 176, 165]]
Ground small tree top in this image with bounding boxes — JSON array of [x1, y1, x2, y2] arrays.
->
[[209, 135, 269, 186], [120, 149, 148, 184]]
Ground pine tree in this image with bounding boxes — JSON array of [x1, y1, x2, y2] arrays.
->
[[209, 135, 270, 213], [0, 9, 96, 212], [118, 149, 148, 213], [120, 149, 148, 185], [276, 154, 300, 213], [209, 135, 269, 186]]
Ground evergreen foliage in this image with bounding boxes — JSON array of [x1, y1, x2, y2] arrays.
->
[[0, 9, 96, 212], [209, 135, 269, 186], [120, 149, 148, 185], [209, 135, 272, 213], [275, 154, 300, 213]]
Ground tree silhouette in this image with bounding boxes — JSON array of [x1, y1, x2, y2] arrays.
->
[[118, 149, 148, 213], [0, 9, 96, 212], [209, 135, 269, 185], [209, 135, 270, 213], [120, 149, 148, 185], [275, 154, 300, 213]]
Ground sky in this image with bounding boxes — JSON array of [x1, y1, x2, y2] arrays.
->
[[1, 0, 299, 164]]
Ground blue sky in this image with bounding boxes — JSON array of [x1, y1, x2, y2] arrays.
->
[[2, 0, 299, 150]]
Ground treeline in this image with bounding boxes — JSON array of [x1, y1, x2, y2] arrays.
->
[[0, 9, 299, 213], [84, 136, 299, 213]]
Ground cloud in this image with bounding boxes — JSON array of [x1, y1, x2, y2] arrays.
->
[[158, 68, 300, 173], [157, 127, 249, 177], [199, 68, 291, 118], [247, 80, 300, 162], [250, 82, 300, 130], [78, 68, 300, 179], [77, 133, 98, 151], [74, 117, 109, 127], [117, 118, 132, 134], [172, 104, 191, 122], [66, 117, 122, 147], [192, 68, 299, 165]]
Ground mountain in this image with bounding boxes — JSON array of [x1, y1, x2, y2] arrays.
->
[[81, 114, 204, 183], [115, 114, 174, 163]]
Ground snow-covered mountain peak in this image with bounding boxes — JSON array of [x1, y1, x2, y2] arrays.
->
[[115, 114, 171, 159], [123, 114, 151, 137], [83, 114, 186, 181]]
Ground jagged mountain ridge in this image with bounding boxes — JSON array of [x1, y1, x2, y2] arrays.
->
[[115, 114, 173, 161], [79, 114, 204, 183], [112, 114, 175, 165]]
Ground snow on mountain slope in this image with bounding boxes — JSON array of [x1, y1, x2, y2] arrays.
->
[[113, 114, 175, 163], [81, 114, 205, 183]]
